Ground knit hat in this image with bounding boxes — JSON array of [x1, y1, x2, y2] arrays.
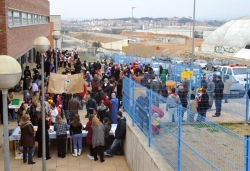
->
[[111, 93, 116, 98]]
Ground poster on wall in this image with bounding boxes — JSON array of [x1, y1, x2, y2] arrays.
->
[[48, 73, 83, 94]]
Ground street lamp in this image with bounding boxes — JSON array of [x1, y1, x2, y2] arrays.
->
[[191, 0, 196, 66], [188, 16, 192, 58], [34, 37, 50, 171], [131, 7, 136, 57], [52, 31, 61, 73], [0, 55, 21, 171]]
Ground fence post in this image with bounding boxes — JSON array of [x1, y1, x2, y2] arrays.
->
[[244, 135, 250, 171], [187, 78, 192, 122], [148, 90, 152, 147], [132, 80, 135, 126], [177, 105, 182, 171], [246, 72, 249, 121]]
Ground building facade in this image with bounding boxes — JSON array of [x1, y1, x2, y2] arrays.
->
[[47, 15, 62, 49], [0, 0, 50, 61]]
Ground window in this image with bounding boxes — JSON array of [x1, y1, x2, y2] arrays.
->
[[27, 13, 32, 24], [38, 15, 42, 23], [222, 67, 227, 73], [13, 11, 21, 25], [34, 14, 37, 23], [22, 12, 27, 25], [8, 11, 13, 25], [227, 68, 232, 75]]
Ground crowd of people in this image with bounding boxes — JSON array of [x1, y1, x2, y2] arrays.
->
[[7, 47, 127, 165]]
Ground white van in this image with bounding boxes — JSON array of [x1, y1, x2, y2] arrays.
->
[[218, 65, 248, 86]]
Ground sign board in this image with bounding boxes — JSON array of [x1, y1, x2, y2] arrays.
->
[[48, 73, 83, 94], [122, 46, 128, 50], [181, 71, 194, 80]]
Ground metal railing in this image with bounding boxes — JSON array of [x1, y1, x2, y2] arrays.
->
[[122, 76, 245, 171]]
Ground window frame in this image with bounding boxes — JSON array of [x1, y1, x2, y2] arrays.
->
[[21, 12, 27, 25], [13, 11, 21, 25], [8, 10, 13, 26]]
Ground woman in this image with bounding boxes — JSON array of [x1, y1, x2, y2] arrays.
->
[[103, 117, 111, 150], [197, 89, 209, 122], [20, 114, 35, 164], [70, 114, 83, 157], [85, 114, 94, 159], [92, 116, 105, 162], [54, 115, 69, 158], [35, 114, 51, 160], [110, 93, 119, 124]]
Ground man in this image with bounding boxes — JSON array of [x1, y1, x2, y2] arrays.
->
[[86, 93, 97, 118], [68, 94, 82, 121], [177, 86, 187, 121], [77, 83, 87, 108], [167, 88, 181, 122], [136, 92, 149, 130], [150, 76, 162, 107], [96, 85, 105, 104], [212, 75, 224, 117], [182, 77, 189, 95], [44, 59, 51, 77], [223, 75, 232, 103], [104, 111, 126, 156]]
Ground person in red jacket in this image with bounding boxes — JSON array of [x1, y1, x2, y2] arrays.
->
[[102, 95, 111, 110], [77, 83, 87, 108], [85, 114, 94, 159]]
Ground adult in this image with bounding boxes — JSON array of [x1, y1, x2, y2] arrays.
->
[[110, 93, 119, 124], [62, 93, 70, 124], [197, 89, 209, 122], [44, 59, 51, 77], [36, 114, 51, 160], [70, 114, 83, 157], [86, 93, 97, 118], [54, 115, 69, 158], [29, 101, 38, 126], [68, 94, 82, 122], [20, 114, 35, 164], [150, 76, 161, 93], [136, 92, 149, 130], [105, 111, 126, 156], [177, 86, 187, 121], [207, 76, 215, 109], [212, 76, 224, 117], [17, 103, 27, 125], [77, 83, 87, 108], [182, 77, 189, 95], [92, 116, 105, 162], [49, 103, 58, 125], [167, 88, 181, 122], [85, 114, 94, 158], [223, 75, 232, 103]]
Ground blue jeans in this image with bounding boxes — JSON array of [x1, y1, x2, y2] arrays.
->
[[78, 96, 83, 108], [106, 139, 121, 155], [72, 133, 83, 149], [64, 110, 70, 120], [69, 112, 75, 122], [215, 100, 222, 116], [224, 94, 229, 103], [197, 110, 206, 122], [23, 147, 33, 163]]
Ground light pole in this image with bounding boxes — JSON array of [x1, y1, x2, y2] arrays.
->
[[0, 56, 21, 171], [191, 0, 196, 66], [131, 7, 136, 57], [34, 37, 50, 171], [52, 31, 62, 73], [110, 29, 112, 53], [188, 16, 192, 58]]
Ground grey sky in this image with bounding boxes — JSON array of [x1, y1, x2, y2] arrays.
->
[[49, 0, 250, 20]]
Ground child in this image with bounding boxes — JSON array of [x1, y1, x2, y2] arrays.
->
[[152, 113, 161, 135], [85, 114, 94, 160], [85, 71, 91, 87], [103, 117, 111, 150]]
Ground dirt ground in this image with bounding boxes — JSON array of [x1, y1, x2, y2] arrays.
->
[[70, 32, 120, 43], [220, 122, 250, 136]]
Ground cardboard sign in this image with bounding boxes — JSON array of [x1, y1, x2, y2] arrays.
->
[[48, 73, 83, 94]]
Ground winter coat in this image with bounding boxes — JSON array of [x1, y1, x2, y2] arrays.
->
[[110, 98, 119, 124], [35, 119, 50, 143], [198, 93, 209, 111], [223, 79, 232, 94], [87, 98, 97, 110], [20, 121, 35, 147], [182, 80, 189, 94], [214, 80, 224, 100], [68, 98, 81, 114], [167, 93, 181, 108], [104, 122, 111, 139], [115, 116, 126, 140], [178, 91, 188, 107], [207, 82, 215, 93], [85, 121, 93, 144], [92, 123, 105, 148], [150, 79, 161, 93]]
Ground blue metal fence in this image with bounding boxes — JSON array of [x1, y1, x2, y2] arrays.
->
[[122, 76, 245, 171]]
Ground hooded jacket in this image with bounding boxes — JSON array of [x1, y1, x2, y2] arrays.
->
[[167, 93, 181, 108], [150, 79, 161, 93], [115, 116, 126, 140]]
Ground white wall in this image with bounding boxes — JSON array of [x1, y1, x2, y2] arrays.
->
[[102, 39, 128, 50], [50, 15, 62, 49]]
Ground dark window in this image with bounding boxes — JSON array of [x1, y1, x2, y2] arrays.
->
[[245, 45, 250, 49]]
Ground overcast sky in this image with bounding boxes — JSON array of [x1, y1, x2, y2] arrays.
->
[[49, 0, 249, 21]]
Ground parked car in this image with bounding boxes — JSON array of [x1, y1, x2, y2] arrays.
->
[[206, 60, 222, 71], [193, 60, 207, 69], [184, 58, 196, 64], [171, 57, 183, 65], [221, 60, 243, 66]]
